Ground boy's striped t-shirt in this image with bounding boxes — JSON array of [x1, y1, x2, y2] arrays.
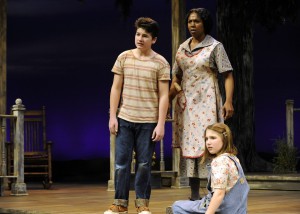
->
[[112, 50, 170, 123]]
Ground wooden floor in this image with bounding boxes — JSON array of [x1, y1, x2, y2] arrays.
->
[[0, 182, 300, 214]]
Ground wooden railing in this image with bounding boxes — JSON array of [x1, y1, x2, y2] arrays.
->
[[107, 118, 191, 191], [0, 98, 28, 196]]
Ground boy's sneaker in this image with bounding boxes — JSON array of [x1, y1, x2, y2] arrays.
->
[[104, 205, 128, 214], [136, 206, 151, 214]]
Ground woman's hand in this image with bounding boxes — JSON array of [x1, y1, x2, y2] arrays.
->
[[222, 101, 234, 120]]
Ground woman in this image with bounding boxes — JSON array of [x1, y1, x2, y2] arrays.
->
[[169, 8, 235, 200], [172, 123, 249, 214]]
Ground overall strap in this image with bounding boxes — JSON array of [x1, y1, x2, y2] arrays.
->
[[206, 164, 212, 192]]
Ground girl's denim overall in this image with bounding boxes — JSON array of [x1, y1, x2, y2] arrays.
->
[[172, 154, 250, 214]]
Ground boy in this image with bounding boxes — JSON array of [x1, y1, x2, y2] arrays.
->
[[105, 17, 170, 214]]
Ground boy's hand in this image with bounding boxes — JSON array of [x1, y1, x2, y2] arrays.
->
[[109, 117, 118, 135], [152, 125, 164, 142]]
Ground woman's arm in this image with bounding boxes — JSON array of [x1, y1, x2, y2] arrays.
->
[[222, 71, 234, 120], [206, 188, 226, 214], [169, 75, 182, 102], [169, 60, 183, 102]]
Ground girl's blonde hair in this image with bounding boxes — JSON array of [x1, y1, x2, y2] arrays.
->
[[201, 123, 237, 164]]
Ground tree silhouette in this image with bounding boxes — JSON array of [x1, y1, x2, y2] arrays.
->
[[115, 0, 133, 19], [217, 0, 299, 171]]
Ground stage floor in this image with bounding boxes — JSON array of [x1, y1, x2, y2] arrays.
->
[[0, 182, 300, 214]]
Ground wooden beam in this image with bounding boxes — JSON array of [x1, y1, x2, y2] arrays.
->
[[171, 0, 189, 188], [0, 1, 7, 174], [0, 0, 7, 115], [171, 0, 186, 65]]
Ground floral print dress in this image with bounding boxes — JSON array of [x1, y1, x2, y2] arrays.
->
[[172, 35, 233, 177]]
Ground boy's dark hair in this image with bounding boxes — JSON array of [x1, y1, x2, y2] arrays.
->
[[185, 8, 213, 35], [135, 17, 159, 38]]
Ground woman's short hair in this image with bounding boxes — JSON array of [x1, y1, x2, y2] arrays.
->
[[186, 8, 213, 35], [135, 17, 159, 38]]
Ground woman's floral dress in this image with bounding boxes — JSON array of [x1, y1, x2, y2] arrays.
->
[[172, 35, 233, 177]]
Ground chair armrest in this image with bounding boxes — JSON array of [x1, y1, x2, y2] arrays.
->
[[46, 141, 53, 154]]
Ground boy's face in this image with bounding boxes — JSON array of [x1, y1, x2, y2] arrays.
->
[[135, 28, 157, 51]]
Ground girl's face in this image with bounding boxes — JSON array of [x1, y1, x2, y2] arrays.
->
[[135, 28, 156, 51], [205, 129, 223, 155], [187, 12, 205, 38]]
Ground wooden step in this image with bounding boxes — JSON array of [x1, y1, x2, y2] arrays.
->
[[199, 173, 300, 191], [246, 173, 300, 190], [161, 171, 177, 187], [24, 172, 48, 175], [0, 176, 17, 178], [24, 165, 48, 168]]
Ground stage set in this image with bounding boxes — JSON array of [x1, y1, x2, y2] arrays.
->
[[1, 100, 300, 213]]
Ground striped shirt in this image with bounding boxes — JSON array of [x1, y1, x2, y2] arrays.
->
[[112, 50, 170, 123]]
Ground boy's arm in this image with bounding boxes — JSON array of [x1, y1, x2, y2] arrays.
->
[[109, 74, 123, 135], [152, 80, 169, 142]]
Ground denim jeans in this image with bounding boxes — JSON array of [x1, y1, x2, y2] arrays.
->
[[114, 118, 156, 206]]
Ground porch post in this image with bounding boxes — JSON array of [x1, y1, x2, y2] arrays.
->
[[171, 0, 189, 188], [107, 133, 115, 191], [10, 98, 28, 196], [0, 1, 7, 168], [286, 100, 294, 148]]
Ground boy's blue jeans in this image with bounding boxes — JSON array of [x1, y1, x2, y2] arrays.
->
[[114, 118, 156, 207]]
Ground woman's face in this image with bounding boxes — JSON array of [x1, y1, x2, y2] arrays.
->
[[187, 12, 205, 38], [205, 129, 223, 155]]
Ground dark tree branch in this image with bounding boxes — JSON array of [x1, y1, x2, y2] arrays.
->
[[115, 0, 133, 19], [255, 0, 300, 31]]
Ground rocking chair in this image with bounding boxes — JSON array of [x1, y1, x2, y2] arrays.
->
[[7, 106, 53, 189]]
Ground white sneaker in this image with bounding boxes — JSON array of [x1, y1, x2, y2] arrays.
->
[[138, 211, 151, 214]]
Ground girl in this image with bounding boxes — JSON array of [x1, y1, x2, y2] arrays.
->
[[172, 123, 249, 214]]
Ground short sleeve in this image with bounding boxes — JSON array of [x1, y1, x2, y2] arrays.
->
[[112, 52, 127, 75], [210, 43, 233, 73], [210, 156, 231, 189], [157, 55, 171, 81], [158, 64, 171, 81], [173, 60, 183, 79]]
